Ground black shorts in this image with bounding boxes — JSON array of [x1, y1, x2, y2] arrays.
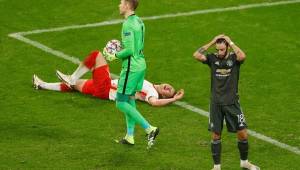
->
[[208, 101, 247, 133]]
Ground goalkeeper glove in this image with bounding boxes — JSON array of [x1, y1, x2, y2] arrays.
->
[[103, 47, 117, 62]]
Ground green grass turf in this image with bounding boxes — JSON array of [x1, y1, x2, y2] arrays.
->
[[1, 0, 300, 169]]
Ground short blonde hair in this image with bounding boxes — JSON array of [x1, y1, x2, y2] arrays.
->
[[125, 0, 139, 10]]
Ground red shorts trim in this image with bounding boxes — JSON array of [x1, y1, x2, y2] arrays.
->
[[82, 65, 111, 99]]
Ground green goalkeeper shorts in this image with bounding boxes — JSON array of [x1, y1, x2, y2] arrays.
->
[[117, 69, 145, 96]]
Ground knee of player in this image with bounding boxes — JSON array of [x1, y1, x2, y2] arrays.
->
[[237, 129, 248, 140], [212, 132, 221, 140], [96, 51, 103, 59], [95, 52, 107, 65]]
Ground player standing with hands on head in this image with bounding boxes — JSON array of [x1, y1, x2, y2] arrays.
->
[[103, 0, 159, 148], [193, 35, 260, 170]]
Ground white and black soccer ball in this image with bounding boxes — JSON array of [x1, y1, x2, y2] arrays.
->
[[105, 39, 122, 54]]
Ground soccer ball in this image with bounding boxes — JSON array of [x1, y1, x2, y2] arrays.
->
[[105, 39, 122, 54]]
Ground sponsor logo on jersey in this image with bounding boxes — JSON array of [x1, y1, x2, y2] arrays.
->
[[216, 69, 231, 75], [215, 68, 232, 78]]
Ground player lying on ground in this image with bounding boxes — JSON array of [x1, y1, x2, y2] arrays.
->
[[33, 50, 184, 107]]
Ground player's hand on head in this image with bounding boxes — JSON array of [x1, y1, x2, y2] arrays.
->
[[213, 34, 225, 43], [223, 35, 232, 43], [174, 89, 184, 100]]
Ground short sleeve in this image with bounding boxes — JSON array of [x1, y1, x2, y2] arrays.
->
[[143, 80, 159, 102], [202, 53, 215, 66]]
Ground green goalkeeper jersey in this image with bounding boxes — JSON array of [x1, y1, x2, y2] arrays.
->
[[116, 14, 146, 72]]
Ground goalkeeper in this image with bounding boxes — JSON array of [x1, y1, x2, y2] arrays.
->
[[103, 0, 159, 148]]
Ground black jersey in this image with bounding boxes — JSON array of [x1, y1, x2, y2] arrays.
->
[[203, 52, 243, 105]]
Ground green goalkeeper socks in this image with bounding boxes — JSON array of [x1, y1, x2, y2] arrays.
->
[[116, 100, 150, 130]]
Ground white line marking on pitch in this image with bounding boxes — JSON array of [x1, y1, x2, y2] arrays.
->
[[9, 34, 81, 64], [9, 0, 300, 36], [8, 0, 300, 155]]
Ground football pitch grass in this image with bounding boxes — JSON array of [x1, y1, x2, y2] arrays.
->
[[1, 0, 300, 169]]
